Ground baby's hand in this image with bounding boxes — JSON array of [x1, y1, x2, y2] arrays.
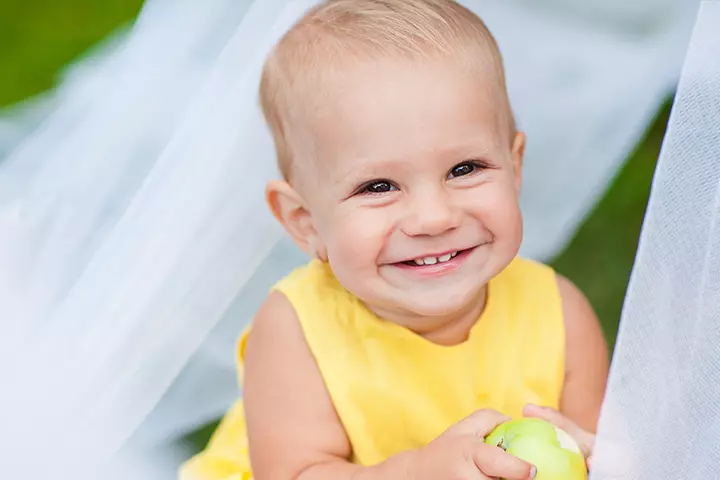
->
[[522, 404, 595, 469], [408, 409, 536, 480]]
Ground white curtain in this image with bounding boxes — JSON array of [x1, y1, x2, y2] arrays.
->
[[0, 0, 710, 478], [591, 2, 720, 477]]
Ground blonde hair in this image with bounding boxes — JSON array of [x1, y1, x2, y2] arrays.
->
[[260, 0, 516, 179]]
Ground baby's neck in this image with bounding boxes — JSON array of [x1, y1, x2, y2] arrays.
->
[[370, 287, 488, 347]]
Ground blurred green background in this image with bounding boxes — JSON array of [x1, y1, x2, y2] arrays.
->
[[0, 0, 672, 451]]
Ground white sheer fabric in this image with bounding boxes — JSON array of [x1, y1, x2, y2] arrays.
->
[[0, 0, 306, 477], [0, 0, 712, 478], [591, 2, 720, 478]]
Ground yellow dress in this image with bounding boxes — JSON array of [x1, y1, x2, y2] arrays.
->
[[179, 256, 565, 479]]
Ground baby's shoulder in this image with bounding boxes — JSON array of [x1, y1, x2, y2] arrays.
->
[[238, 259, 366, 371], [493, 256, 559, 298], [496, 256, 594, 321], [272, 259, 353, 310], [239, 260, 337, 358]]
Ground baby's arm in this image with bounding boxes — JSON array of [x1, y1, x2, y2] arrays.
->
[[555, 274, 610, 433], [178, 290, 409, 480], [243, 291, 412, 479]]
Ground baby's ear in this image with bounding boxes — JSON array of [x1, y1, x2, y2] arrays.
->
[[510, 131, 526, 193], [266, 180, 325, 260]]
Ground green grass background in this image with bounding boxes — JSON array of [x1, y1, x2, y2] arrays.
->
[[0, 0, 672, 451]]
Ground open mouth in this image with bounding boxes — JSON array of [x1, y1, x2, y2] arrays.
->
[[400, 248, 471, 267]]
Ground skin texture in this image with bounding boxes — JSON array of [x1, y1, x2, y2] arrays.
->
[[244, 57, 609, 480]]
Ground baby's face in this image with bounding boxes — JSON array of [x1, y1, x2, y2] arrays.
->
[[291, 58, 524, 323]]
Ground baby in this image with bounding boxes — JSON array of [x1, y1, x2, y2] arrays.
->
[[180, 1, 609, 479]]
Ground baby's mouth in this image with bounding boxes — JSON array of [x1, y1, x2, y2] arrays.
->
[[400, 249, 467, 267]]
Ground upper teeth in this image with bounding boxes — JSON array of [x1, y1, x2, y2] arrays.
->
[[413, 251, 458, 266]]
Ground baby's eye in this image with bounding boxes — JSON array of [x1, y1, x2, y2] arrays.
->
[[362, 180, 397, 194], [449, 162, 478, 178]]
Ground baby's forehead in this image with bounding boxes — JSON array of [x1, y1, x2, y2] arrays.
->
[[291, 55, 507, 122], [288, 58, 508, 143]]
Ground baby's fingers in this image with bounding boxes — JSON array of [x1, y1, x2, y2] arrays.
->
[[523, 404, 576, 432], [472, 443, 536, 480], [522, 404, 594, 458], [446, 409, 511, 439]]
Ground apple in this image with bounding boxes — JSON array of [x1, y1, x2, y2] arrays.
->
[[484, 418, 587, 480]]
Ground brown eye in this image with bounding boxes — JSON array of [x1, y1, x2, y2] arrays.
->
[[363, 181, 396, 194], [450, 162, 476, 178]]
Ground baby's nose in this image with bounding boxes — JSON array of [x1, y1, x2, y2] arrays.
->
[[400, 192, 461, 237]]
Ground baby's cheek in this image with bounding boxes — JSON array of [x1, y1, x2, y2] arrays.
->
[[478, 188, 521, 227], [328, 212, 388, 262], [341, 221, 382, 257], [324, 219, 384, 299], [488, 199, 523, 250]]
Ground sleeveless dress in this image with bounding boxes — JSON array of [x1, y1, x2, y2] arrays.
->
[[179, 256, 566, 480]]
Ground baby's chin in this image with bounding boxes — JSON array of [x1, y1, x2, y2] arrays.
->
[[402, 296, 481, 319], [371, 285, 487, 321], [380, 296, 487, 346]]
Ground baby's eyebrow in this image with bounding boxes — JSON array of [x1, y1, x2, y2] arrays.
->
[[332, 155, 408, 179], [327, 135, 501, 181], [431, 137, 499, 157]]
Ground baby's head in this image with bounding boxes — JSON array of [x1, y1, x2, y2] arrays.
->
[[261, 0, 525, 330]]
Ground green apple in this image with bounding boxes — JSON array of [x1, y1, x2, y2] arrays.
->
[[484, 418, 587, 480]]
